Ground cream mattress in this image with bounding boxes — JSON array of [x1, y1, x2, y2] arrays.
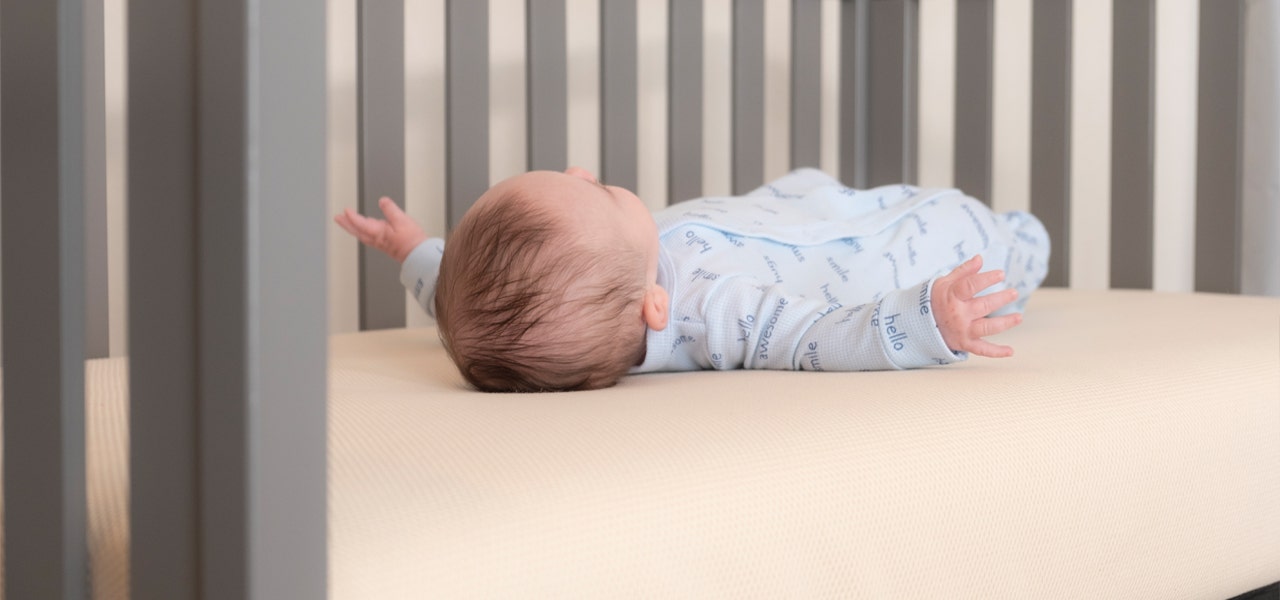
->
[[3, 289, 1279, 599]]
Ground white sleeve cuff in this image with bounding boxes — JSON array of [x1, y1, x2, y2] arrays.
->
[[399, 238, 446, 319], [876, 278, 968, 368]]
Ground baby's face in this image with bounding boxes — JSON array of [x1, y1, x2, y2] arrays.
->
[[478, 168, 662, 285]]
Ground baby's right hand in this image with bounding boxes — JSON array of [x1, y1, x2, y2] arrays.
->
[[930, 255, 1023, 357], [334, 197, 428, 263]]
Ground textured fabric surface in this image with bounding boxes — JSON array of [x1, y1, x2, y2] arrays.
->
[[2, 289, 1278, 599]]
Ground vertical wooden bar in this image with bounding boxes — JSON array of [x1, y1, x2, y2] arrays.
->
[[528, 0, 568, 170], [840, 0, 869, 188], [732, 0, 765, 194], [954, 0, 993, 204], [669, 0, 703, 203], [866, 0, 918, 186], [447, 0, 490, 228], [1196, 0, 1243, 294], [84, 0, 110, 357], [1031, 0, 1071, 287], [791, 0, 822, 170], [601, 0, 638, 190], [128, 0, 200, 595], [247, 1, 328, 595], [131, 0, 329, 597], [358, 0, 406, 330], [2, 0, 88, 597], [1110, 0, 1154, 289]]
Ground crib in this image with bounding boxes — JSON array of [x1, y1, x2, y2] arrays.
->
[[3, 0, 1279, 598]]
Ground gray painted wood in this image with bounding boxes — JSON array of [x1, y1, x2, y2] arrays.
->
[[128, 0, 201, 594], [866, 0, 917, 186], [84, 0, 109, 358], [733, 0, 765, 194], [130, 1, 329, 597], [448, 0, 490, 229], [954, 0, 993, 204], [1030, 0, 1071, 287], [791, 0, 822, 171], [245, 2, 328, 595], [1196, 0, 1243, 294], [2, 1, 88, 597], [1110, 0, 1154, 289], [840, 0, 870, 188], [528, 0, 568, 171], [358, 0, 406, 329], [669, 0, 703, 204], [601, 0, 638, 190]]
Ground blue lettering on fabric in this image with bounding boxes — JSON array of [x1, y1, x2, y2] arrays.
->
[[736, 314, 756, 342], [883, 312, 908, 351], [755, 298, 789, 361], [837, 186, 856, 196], [953, 242, 966, 263], [826, 257, 850, 283], [753, 203, 781, 215], [789, 245, 806, 263], [690, 268, 720, 282], [841, 238, 864, 253], [710, 353, 725, 369], [918, 282, 931, 316], [413, 278, 424, 298], [803, 341, 823, 371], [722, 232, 745, 247], [764, 255, 784, 283], [671, 335, 695, 353], [908, 213, 928, 235], [820, 283, 840, 306], [906, 236, 918, 266], [883, 252, 901, 289], [684, 230, 713, 254], [835, 303, 865, 325], [960, 203, 991, 249]]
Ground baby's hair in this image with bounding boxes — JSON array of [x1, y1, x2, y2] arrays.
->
[[435, 191, 648, 392]]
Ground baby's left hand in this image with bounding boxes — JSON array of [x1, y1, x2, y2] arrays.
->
[[930, 255, 1022, 357], [334, 197, 427, 263]]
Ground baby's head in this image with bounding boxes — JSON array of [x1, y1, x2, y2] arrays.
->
[[435, 168, 669, 392]]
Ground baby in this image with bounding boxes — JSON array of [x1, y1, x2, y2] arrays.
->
[[336, 167, 1050, 392]]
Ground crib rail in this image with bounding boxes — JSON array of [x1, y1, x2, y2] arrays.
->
[[0, 0, 1267, 598]]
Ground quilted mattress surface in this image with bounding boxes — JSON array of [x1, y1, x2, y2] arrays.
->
[[2, 288, 1279, 598]]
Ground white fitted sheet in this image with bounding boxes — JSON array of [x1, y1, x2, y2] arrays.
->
[[3, 289, 1279, 598]]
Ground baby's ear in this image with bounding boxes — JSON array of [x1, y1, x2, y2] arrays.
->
[[642, 285, 669, 331]]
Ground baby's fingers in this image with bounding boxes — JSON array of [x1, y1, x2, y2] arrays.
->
[[378, 196, 409, 226], [970, 287, 1018, 317], [953, 269, 1005, 301], [965, 339, 1015, 358], [970, 312, 1022, 339]]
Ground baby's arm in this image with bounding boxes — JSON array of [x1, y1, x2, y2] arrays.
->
[[335, 197, 444, 318], [704, 262, 1020, 371]]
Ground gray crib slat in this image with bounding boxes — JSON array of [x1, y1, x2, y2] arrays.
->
[[1110, 0, 1154, 290], [1195, 0, 1243, 294], [954, 0, 993, 204], [601, 0, 638, 191], [733, 0, 765, 194], [867, 0, 918, 186], [1030, 0, 1071, 287], [2, 0, 89, 597], [84, 0, 110, 358], [358, 0, 406, 330], [791, 0, 822, 171], [839, 0, 869, 188], [128, 0, 201, 595], [448, 0, 490, 229], [528, 0, 568, 171], [669, 0, 703, 204], [130, 1, 329, 597]]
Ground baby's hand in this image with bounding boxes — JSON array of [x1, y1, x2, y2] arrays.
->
[[333, 197, 428, 263], [930, 255, 1022, 358]]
